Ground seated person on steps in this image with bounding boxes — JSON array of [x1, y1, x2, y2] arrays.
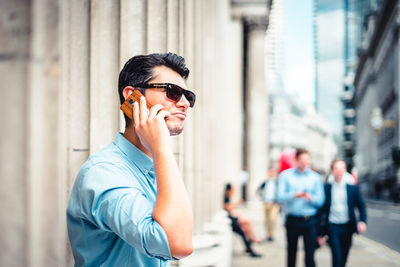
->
[[223, 183, 262, 258]]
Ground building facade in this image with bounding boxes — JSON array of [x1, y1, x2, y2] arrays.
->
[[314, 0, 346, 139], [351, 0, 400, 201], [269, 94, 337, 176], [342, 0, 383, 177], [0, 0, 272, 266]]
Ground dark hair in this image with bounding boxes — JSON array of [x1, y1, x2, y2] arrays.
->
[[224, 183, 233, 196], [225, 183, 232, 191], [118, 52, 190, 127], [296, 148, 310, 159], [330, 158, 345, 170]]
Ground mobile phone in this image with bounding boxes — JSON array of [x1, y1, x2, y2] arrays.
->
[[120, 89, 153, 120]]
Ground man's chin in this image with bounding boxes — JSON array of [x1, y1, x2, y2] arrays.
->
[[168, 125, 184, 136], [166, 119, 185, 136]]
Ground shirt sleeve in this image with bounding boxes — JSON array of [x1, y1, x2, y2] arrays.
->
[[78, 163, 173, 261], [276, 171, 296, 203], [354, 186, 367, 223], [310, 174, 325, 208]]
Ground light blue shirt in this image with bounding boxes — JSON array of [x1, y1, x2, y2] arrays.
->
[[276, 167, 325, 217], [67, 133, 173, 267], [263, 179, 277, 202]]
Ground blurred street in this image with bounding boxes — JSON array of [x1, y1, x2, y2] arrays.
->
[[231, 201, 400, 267], [364, 200, 400, 252]]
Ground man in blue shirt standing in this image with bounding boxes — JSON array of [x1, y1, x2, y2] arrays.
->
[[277, 148, 325, 267], [67, 53, 195, 266]]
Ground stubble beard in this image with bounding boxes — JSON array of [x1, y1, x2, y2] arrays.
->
[[167, 121, 184, 136]]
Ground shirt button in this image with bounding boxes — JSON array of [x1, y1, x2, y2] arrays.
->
[[144, 169, 148, 174]]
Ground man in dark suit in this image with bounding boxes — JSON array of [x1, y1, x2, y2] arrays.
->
[[318, 159, 367, 267]]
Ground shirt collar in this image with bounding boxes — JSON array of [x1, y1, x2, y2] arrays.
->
[[295, 167, 311, 174], [114, 133, 154, 174], [333, 177, 346, 187]]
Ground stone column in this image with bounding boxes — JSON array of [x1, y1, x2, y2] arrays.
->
[[62, 0, 90, 196], [201, 0, 213, 226], [214, 0, 244, 212], [192, 0, 205, 233], [26, 0, 64, 265], [245, 17, 269, 200], [0, 1, 30, 266], [167, 0, 180, 54], [120, 0, 146, 65], [90, 0, 120, 153], [147, 0, 168, 53], [61, 1, 90, 264]]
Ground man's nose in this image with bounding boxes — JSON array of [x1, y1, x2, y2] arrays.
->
[[177, 94, 190, 108]]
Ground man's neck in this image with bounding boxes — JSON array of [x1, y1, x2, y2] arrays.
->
[[334, 178, 343, 185], [297, 167, 307, 173], [123, 127, 152, 158]]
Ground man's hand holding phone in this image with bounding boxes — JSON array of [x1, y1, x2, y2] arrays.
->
[[120, 89, 173, 155], [132, 96, 172, 156], [295, 192, 311, 201]]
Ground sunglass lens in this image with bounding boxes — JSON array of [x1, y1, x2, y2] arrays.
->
[[166, 84, 196, 107], [167, 85, 182, 102], [184, 92, 196, 107]]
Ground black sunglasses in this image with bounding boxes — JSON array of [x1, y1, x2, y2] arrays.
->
[[134, 83, 196, 108]]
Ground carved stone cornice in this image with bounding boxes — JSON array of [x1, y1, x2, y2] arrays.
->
[[244, 16, 269, 32]]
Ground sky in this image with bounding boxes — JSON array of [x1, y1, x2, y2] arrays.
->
[[283, 0, 315, 107]]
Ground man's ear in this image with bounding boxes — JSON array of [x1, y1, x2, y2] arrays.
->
[[122, 86, 135, 100]]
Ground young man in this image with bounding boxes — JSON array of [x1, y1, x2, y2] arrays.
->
[[262, 167, 280, 242], [326, 160, 356, 185], [67, 53, 195, 267], [318, 159, 367, 267], [276, 148, 325, 267]]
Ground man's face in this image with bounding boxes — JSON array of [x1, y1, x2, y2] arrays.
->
[[332, 161, 346, 183], [144, 66, 191, 136], [296, 153, 310, 170], [268, 168, 277, 179]]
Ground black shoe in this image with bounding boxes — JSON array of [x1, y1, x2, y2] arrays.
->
[[249, 251, 262, 258], [267, 237, 274, 242], [246, 248, 262, 257]]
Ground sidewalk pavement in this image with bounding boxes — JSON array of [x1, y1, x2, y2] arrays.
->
[[232, 201, 400, 267]]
